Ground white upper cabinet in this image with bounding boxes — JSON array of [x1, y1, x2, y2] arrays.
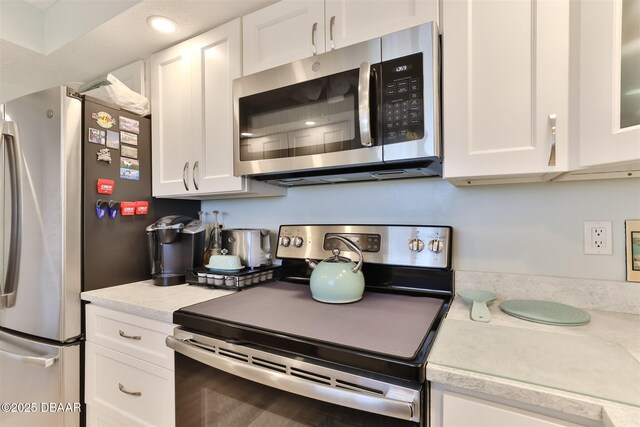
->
[[243, 0, 438, 76], [579, 0, 640, 169], [150, 42, 193, 196], [324, 0, 438, 50], [442, 0, 570, 184], [150, 19, 285, 199], [243, 0, 325, 75]]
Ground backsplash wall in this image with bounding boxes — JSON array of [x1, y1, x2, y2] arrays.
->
[[201, 178, 639, 282]]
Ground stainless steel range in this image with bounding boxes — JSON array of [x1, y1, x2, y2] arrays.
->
[[168, 224, 453, 426]]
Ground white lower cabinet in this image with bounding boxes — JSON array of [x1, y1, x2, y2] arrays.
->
[[430, 384, 602, 427], [85, 305, 175, 427]]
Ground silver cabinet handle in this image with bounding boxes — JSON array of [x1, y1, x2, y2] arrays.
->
[[358, 62, 373, 147], [548, 114, 557, 167], [329, 16, 336, 50], [0, 347, 57, 368], [1, 120, 23, 309], [182, 161, 190, 191], [192, 160, 199, 190], [311, 22, 318, 55], [118, 330, 141, 340], [118, 383, 142, 397]]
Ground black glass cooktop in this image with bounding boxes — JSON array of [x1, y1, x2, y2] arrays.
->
[[174, 281, 449, 382]]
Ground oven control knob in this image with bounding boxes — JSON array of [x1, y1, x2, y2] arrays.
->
[[428, 239, 444, 253], [408, 238, 424, 252], [292, 236, 303, 247], [280, 236, 291, 247]]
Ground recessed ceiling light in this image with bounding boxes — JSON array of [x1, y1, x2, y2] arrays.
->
[[147, 16, 178, 33], [305, 121, 316, 126]]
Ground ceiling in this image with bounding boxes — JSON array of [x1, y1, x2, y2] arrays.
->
[[0, 0, 277, 103]]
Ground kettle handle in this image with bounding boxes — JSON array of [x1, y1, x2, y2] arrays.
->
[[326, 235, 364, 273]]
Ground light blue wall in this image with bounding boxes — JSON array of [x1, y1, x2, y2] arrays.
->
[[202, 178, 640, 281]]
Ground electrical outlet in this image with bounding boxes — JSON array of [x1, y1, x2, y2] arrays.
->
[[584, 221, 613, 255]]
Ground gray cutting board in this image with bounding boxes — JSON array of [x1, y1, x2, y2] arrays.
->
[[428, 319, 640, 407]]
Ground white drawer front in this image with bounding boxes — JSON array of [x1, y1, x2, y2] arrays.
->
[[86, 304, 174, 370], [85, 342, 174, 427], [86, 404, 136, 427]]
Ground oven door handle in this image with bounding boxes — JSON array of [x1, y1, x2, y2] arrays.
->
[[166, 335, 417, 421]]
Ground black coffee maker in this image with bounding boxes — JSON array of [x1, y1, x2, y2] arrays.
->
[[146, 215, 205, 286]]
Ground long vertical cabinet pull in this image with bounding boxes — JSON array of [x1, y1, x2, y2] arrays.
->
[[311, 22, 318, 55], [192, 161, 199, 190], [548, 114, 557, 167], [1, 120, 23, 309], [329, 16, 336, 50], [182, 161, 190, 191]]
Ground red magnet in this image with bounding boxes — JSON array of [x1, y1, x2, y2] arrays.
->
[[135, 201, 149, 215], [97, 179, 114, 194], [120, 201, 136, 216]]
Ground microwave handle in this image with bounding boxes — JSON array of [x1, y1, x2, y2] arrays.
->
[[358, 62, 373, 147]]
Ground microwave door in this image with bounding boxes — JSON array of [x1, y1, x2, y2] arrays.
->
[[234, 39, 382, 177]]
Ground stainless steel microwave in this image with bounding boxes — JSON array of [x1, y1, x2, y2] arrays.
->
[[233, 22, 440, 186]]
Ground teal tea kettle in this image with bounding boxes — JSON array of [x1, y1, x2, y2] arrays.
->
[[306, 235, 365, 303]]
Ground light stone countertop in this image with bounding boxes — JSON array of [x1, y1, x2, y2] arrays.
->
[[81, 280, 233, 323], [427, 271, 640, 427]]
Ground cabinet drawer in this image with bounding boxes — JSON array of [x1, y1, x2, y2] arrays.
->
[[86, 304, 174, 370], [85, 342, 174, 427]]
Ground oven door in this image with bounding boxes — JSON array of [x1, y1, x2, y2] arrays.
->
[[233, 39, 383, 178], [167, 328, 422, 426]]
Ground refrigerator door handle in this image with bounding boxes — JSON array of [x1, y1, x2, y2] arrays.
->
[[1, 121, 23, 308], [0, 346, 58, 368]]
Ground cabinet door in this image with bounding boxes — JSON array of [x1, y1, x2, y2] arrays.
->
[[442, 0, 570, 181], [190, 19, 244, 194], [150, 41, 194, 196], [441, 391, 586, 427], [580, 0, 640, 167], [324, 0, 438, 51], [242, 0, 325, 75]]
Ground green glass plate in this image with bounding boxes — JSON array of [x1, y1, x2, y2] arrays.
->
[[499, 300, 591, 326]]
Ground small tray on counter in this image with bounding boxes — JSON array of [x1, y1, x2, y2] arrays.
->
[[186, 266, 279, 291]]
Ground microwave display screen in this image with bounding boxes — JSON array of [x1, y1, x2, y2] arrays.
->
[[238, 68, 369, 162]]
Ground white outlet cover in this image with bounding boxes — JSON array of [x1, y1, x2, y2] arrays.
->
[[584, 221, 613, 255]]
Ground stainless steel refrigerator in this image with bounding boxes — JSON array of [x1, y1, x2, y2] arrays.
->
[[0, 86, 196, 427]]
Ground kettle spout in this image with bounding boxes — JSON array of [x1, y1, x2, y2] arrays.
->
[[306, 259, 318, 270]]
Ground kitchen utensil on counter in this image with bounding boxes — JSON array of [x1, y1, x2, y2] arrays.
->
[[457, 290, 497, 323], [306, 235, 365, 303], [203, 210, 222, 265], [206, 249, 244, 271], [500, 300, 591, 326], [222, 228, 272, 268]]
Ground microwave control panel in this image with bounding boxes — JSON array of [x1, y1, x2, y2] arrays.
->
[[381, 53, 424, 145]]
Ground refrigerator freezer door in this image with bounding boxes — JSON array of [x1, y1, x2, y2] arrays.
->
[[1, 120, 24, 309], [0, 329, 80, 427], [1, 87, 82, 342]]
